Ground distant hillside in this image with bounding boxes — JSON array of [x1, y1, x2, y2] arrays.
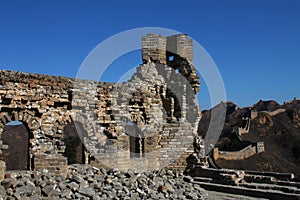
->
[[198, 98, 300, 178]]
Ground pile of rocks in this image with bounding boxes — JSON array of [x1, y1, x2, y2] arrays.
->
[[0, 164, 207, 199]]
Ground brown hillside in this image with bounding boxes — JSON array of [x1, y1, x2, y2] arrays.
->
[[198, 99, 300, 179]]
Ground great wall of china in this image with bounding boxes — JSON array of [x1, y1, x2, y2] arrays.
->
[[0, 34, 299, 199], [0, 34, 200, 177]]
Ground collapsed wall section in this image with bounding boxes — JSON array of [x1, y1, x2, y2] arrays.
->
[[0, 33, 202, 173]]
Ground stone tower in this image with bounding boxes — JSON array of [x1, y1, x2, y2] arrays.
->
[[167, 34, 194, 62], [142, 34, 194, 64], [142, 33, 199, 92], [142, 34, 167, 64]]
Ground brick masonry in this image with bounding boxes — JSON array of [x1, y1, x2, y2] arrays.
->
[[0, 34, 201, 175], [213, 142, 265, 160]]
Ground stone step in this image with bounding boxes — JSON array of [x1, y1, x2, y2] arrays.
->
[[244, 170, 294, 181], [276, 180, 300, 189], [193, 181, 300, 200], [240, 182, 300, 194], [244, 174, 300, 189], [193, 177, 213, 183]]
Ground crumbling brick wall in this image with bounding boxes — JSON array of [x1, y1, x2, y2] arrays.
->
[[0, 33, 201, 174]]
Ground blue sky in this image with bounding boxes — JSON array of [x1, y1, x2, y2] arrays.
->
[[0, 0, 299, 110]]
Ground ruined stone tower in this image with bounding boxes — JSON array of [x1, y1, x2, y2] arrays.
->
[[142, 33, 193, 64], [142, 34, 199, 92], [0, 33, 201, 177]]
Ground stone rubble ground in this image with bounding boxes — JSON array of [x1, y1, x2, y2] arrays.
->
[[0, 164, 207, 200]]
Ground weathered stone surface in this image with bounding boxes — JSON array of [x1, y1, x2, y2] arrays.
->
[[1, 178, 16, 189], [41, 184, 56, 196], [0, 34, 201, 174], [0, 165, 207, 199], [15, 185, 41, 198], [78, 185, 95, 197], [67, 181, 79, 192], [0, 160, 5, 181]]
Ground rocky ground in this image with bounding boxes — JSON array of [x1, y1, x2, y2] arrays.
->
[[0, 164, 207, 199]]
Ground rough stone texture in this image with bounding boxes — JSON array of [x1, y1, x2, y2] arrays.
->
[[0, 160, 5, 182], [142, 34, 167, 64], [0, 164, 207, 199], [0, 33, 201, 175], [167, 34, 194, 61], [142, 34, 200, 93], [34, 153, 68, 178]]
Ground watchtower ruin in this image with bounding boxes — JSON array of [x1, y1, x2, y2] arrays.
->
[[0, 33, 201, 178], [142, 34, 199, 93], [142, 34, 193, 64]]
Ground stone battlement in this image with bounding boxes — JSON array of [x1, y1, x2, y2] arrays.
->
[[213, 142, 265, 161]]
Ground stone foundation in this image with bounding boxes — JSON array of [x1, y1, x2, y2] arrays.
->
[[34, 153, 68, 177]]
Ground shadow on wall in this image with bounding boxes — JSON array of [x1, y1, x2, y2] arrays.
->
[[0, 121, 33, 170], [63, 121, 87, 165], [125, 121, 145, 158]]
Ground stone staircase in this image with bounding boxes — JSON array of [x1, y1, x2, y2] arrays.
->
[[158, 122, 194, 170], [189, 167, 300, 200]]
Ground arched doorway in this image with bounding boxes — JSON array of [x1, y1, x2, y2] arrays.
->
[[63, 121, 87, 164], [125, 121, 144, 158], [0, 121, 32, 170]]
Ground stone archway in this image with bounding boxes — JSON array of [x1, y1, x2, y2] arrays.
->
[[62, 112, 97, 165], [125, 121, 144, 158], [63, 121, 87, 164], [0, 121, 32, 170], [0, 110, 39, 170]]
